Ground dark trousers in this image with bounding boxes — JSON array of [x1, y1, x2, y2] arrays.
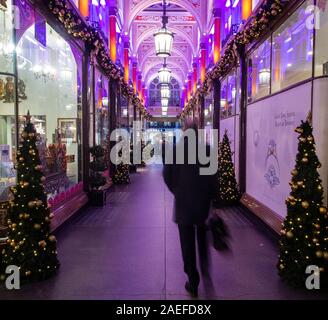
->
[[178, 224, 209, 288]]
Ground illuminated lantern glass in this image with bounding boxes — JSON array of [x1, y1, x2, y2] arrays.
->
[[158, 66, 171, 84], [154, 28, 174, 58], [160, 84, 170, 99], [161, 97, 169, 108]]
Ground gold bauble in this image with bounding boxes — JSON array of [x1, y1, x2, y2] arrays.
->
[[291, 169, 298, 176], [23, 182, 29, 187], [323, 252, 328, 260], [301, 201, 310, 209], [313, 238, 319, 243], [28, 149, 34, 155], [36, 200, 43, 207], [28, 201, 35, 208], [25, 271, 31, 276], [319, 207, 327, 215], [0, 274, 6, 281], [24, 213, 30, 219], [279, 264, 285, 270], [297, 181, 304, 187], [316, 251, 323, 258], [34, 223, 41, 230], [21, 132, 28, 138], [19, 213, 24, 219], [299, 137, 306, 143], [286, 231, 294, 239], [302, 157, 309, 164], [48, 235, 57, 242], [307, 136, 314, 142], [320, 267, 325, 272], [19, 157, 24, 162], [38, 240, 47, 248]]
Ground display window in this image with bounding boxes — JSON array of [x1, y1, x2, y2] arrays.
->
[[248, 38, 271, 102], [0, 0, 14, 74], [315, 1, 328, 76], [204, 91, 214, 146], [0, 0, 16, 201], [272, 0, 313, 93], [17, 19, 83, 201], [95, 69, 109, 148]]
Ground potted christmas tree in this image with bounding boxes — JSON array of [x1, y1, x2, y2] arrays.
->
[[0, 112, 59, 283], [215, 130, 241, 207], [89, 145, 108, 206], [278, 115, 328, 287]]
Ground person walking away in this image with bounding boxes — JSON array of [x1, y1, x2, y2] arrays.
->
[[163, 120, 217, 297]]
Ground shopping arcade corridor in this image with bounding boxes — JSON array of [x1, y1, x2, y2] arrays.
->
[[0, 165, 327, 300]]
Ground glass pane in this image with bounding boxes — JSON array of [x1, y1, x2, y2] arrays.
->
[[0, 0, 15, 74], [220, 77, 228, 119], [227, 70, 237, 116], [17, 22, 82, 200], [95, 70, 109, 148], [0, 73, 16, 200], [248, 38, 271, 102], [315, 3, 328, 76], [272, 0, 314, 92]]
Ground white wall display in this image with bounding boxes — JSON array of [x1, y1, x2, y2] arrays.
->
[[313, 77, 328, 205], [246, 82, 311, 218]]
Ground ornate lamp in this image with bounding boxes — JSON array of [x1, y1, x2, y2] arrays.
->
[[158, 60, 171, 84], [154, 0, 174, 58], [160, 84, 170, 99], [161, 97, 169, 108]]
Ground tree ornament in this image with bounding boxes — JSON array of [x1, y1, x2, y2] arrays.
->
[[301, 201, 310, 209], [48, 235, 57, 242], [302, 157, 309, 164], [316, 251, 323, 258], [291, 169, 298, 176], [28, 201, 35, 208], [34, 224, 41, 230], [319, 207, 327, 215], [286, 231, 294, 239]]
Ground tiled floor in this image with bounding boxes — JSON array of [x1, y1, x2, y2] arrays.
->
[[0, 165, 327, 300]]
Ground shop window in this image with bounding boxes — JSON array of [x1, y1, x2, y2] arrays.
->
[[235, 66, 241, 114], [315, 3, 328, 76], [17, 22, 83, 201], [95, 70, 109, 148], [248, 38, 271, 102], [227, 70, 237, 115], [0, 1, 16, 201], [0, 1, 15, 74], [272, 0, 314, 93], [220, 77, 228, 119]]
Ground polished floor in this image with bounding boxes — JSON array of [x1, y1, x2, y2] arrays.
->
[[0, 165, 327, 299]]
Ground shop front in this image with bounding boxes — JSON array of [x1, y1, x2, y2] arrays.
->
[[243, 0, 328, 231]]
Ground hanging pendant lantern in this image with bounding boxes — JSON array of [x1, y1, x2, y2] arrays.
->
[[160, 84, 171, 99], [158, 64, 171, 84], [154, 0, 174, 58], [161, 97, 169, 108]]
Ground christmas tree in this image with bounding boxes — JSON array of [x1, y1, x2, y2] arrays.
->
[[0, 113, 60, 283], [113, 164, 130, 184], [278, 116, 328, 287], [216, 130, 241, 206], [112, 142, 130, 184]]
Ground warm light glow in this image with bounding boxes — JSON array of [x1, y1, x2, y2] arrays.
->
[[109, 15, 117, 63], [242, 0, 252, 21], [79, 0, 89, 17], [124, 47, 129, 83], [158, 66, 171, 84], [213, 17, 221, 64], [154, 28, 174, 58]]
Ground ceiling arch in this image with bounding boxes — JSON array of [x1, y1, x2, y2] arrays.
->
[[146, 70, 183, 88], [128, 0, 202, 33], [143, 59, 186, 79], [139, 47, 190, 72]]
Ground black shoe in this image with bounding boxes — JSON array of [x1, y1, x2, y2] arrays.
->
[[185, 281, 198, 298]]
